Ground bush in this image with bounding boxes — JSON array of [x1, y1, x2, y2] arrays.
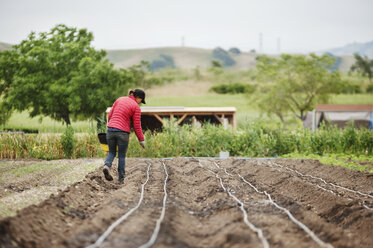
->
[[210, 83, 256, 94], [339, 80, 363, 94], [61, 125, 76, 158], [366, 83, 373, 93]]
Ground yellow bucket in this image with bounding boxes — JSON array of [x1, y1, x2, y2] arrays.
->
[[98, 133, 118, 152]]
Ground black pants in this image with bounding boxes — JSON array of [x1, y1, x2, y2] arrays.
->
[[104, 131, 129, 180]]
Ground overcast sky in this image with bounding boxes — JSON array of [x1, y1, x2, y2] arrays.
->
[[1, 0, 372, 53]]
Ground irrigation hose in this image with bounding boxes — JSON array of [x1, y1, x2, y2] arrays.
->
[[86, 161, 152, 248], [138, 161, 169, 248], [199, 160, 270, 248]]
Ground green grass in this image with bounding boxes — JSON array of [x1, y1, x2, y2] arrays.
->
[[4, 111, 95, 133], [281, 153, 373, 173], [331, 94, 373, 104]]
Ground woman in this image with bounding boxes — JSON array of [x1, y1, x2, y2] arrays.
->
[[103, 89, 146, 183]]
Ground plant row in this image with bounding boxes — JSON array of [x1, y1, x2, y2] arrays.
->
[[1, 123, 372, 160]]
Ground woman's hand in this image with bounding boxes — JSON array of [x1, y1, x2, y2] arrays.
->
[[139, 141, 145, 149]]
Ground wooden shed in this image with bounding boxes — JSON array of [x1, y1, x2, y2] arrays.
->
[[304, 104, 373, 130], [106, 106, 237, 131]]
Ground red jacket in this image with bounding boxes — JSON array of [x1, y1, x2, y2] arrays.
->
[[107, 95, 144, 141]]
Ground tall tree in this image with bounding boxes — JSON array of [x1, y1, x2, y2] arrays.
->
[[0, 24, 131, 125], [254, 53, 341, 124], [350, 53, 373, 82]]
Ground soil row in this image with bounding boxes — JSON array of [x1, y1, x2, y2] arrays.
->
[[0, 158, 372, 248]]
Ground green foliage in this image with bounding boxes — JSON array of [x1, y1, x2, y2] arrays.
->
[[324, 53, 342, 71], [0, 103, 12, 129], [211, 60, 222, 68], [255, 53, 342, 123], [281, 153, 373, 172], [338, 80, 363, 94], [366, 83, 373, 93], [128, 60, 171, 89], [212, 47, 236, 67], [61, 125, 76, 158], [150, 54, 175, 71], [350, 53, 373, 82], [0, 24, 133, 125], [1, 124, 372, 162], [210, 83, 256, 94]]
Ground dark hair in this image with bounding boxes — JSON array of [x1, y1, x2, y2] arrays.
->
[[129, 89, 146, 104]]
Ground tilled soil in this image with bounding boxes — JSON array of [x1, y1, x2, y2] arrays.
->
[[0, 158, 372, 248]]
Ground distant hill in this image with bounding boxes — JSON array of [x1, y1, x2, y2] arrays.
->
[[0, 42, 12, 51], [106, 46, 258, 70], [322, 40, 373, 59], [107, 46, 357, 72]]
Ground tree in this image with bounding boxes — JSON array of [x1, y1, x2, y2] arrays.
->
[[212, 47, 236, 67], [0, 50, 17, 127], [350, 53, 373, 82], [0, 24, 131, 125], [228, 47, 241, 55], [254, 53, 341, 124]]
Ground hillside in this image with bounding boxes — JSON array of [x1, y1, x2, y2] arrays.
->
[[323, 40, 373, 58], [107, 46, 355, 72], [0, 42, 12, 51], [106, 46, 258, 70]]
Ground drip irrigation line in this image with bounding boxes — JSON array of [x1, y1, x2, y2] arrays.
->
[[263, 191, 333, 248], [212, 161, 333, 248], [86, 162, 152, 248], [199, 160, 270, 248], [237, 174, 334, 248], [363, 205, 373, 210], [139, 161, 169, 248], [268, 161, 373, 199]]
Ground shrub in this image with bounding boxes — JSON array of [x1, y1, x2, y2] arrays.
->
[[339, 80, 363, 94], [366, 83, 373, 93], [210, 83, 256, 94], [61, 125, 76, 158]]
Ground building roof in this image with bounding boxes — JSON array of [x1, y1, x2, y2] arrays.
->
[[106, 106, 237, 114], [316, 104, 373, 112]]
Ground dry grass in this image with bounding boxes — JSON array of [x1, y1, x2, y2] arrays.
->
[[146, 80, 215, 97]]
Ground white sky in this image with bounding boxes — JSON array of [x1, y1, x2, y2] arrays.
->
[[0, 0, 372, 53]]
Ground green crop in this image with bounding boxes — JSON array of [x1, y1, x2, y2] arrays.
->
[[1, 123, 372, 163]]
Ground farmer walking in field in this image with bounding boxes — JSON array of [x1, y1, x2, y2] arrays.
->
[[103, 89, 146, 183]]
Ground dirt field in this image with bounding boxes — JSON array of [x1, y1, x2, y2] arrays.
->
[[0, 158, 372, 248]]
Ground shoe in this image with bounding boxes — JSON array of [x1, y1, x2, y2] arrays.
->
[[103, 165, 113, 181], [118, 174, 125, 184]]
